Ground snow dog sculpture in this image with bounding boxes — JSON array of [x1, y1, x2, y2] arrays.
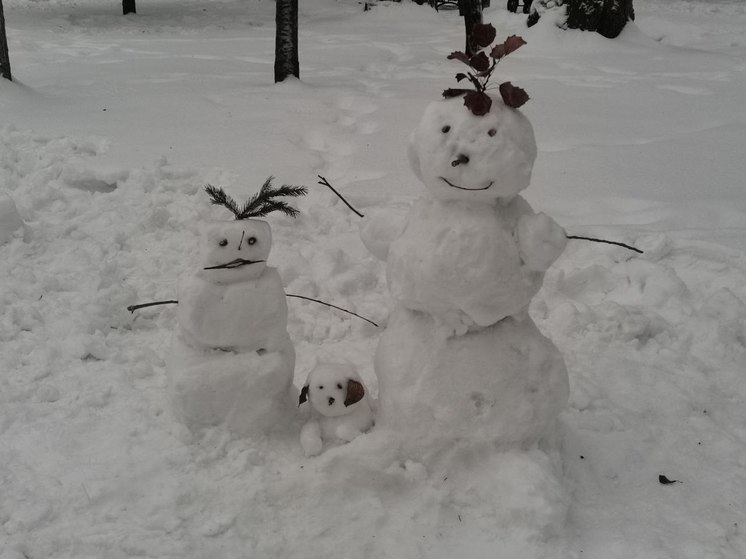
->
[[298, 363, 375, 457]]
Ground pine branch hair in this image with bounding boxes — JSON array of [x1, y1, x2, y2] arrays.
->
[[205, 177, 308, 220]]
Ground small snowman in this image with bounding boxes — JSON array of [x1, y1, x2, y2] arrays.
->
[[363, 30, 569, 463], [167, 178, 307, 437]]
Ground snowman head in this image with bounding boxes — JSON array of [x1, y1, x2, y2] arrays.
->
[[198, 178, 307, 283], [198, 219, 271, 284], [298, 363, 367, 418], [408, 96, 537, 203]]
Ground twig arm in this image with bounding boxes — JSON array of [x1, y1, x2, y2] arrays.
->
[[317, 175, 365, 218], [566, 235, 643, 254], [286, 293, 378, 327], [127, 300, 179, 313], [126, 295, 378, 327]]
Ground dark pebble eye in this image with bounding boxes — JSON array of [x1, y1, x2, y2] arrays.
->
[[442, 125, 451, 133], [248, 237, 257, 245], [488, 129, 497, 137], [337, 383, 343, 390], [318, 385, 324, 391], [218, 239, 228, 247]]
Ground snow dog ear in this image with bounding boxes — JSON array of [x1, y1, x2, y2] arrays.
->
[[298, 385, 310, 407], [344, 379, 365, 407]]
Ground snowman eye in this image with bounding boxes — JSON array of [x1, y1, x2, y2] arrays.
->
[[488, 129, 497, 137], [441, 125, 451, 133], [318, 385, 324, 391], [218, 239, 228, 247], [248, 237, 257, 245], [337, 383, 343, 390]]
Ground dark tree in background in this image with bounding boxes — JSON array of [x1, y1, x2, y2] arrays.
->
[[275, 0, 299, 83], [567, 0, 634, 38], [528, 0, 634, 39], [0, 0, 11, 81], [458, 0, 485, 57], [122, 0, 136, 15]]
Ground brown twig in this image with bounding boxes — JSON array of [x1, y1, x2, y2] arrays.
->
[[566, 235, 643, 254], [285, 294, 378, 327], [317, 175, 365, 218], [127, 295, 378, 327], [127, 300, 179, 313]]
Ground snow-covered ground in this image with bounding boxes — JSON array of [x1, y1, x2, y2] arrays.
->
[[1, 0, 745, 557]]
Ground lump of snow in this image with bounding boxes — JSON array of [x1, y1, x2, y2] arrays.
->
[[0, 194, 25, 245], [60, 165, 127, 193]]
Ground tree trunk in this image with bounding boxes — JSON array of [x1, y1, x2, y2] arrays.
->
[[122, 0, 136, 15], [0, 0, 11, 81], [458, 0, 483, 57], [274, 0, 299, 83]]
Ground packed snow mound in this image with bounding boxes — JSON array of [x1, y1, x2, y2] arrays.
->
[[250, 437, 570, 559]]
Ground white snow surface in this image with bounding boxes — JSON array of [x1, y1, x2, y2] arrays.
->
[[1, 1, 746, 558]]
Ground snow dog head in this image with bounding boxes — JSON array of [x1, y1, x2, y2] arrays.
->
[[198, 220, 271, 284], [408, 96, 537, 203], [299, 363, 368, 418]]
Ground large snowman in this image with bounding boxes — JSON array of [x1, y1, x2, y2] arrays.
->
[[362, 33, 569, 463], [167, 180, 305, 437]]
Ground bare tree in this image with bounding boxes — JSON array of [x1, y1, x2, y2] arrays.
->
[[0, 0, 11, 81], [275, 0, 299, 82], [458, 0, 486, 56]]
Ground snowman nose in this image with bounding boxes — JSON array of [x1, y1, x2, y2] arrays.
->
[[328, 397, 335, 406], [451, 154, 469, 167]]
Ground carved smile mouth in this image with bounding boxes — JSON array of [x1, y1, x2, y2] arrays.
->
[[440, 178, 493, 191], [204, 259, 264, 271]]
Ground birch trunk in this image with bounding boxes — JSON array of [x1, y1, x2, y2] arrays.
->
[[274, 0, 299, 83]]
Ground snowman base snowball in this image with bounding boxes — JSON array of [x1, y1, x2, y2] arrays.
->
[[375, 308, 568, 462]]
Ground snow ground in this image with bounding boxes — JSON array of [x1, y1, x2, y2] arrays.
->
[[1, 0, 745, 557]]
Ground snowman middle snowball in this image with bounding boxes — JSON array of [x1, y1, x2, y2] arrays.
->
[[381, 97, 563, 331]]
